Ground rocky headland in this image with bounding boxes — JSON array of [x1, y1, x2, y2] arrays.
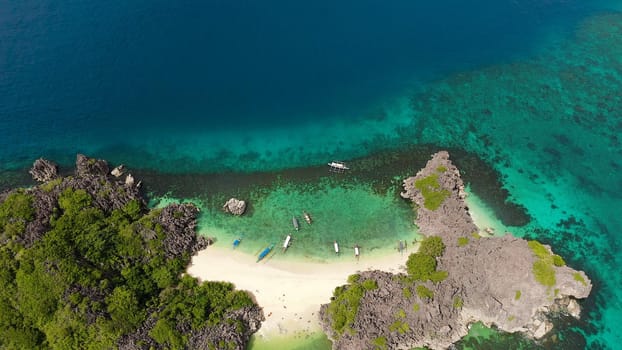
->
[[319, 151, 592, 350], [0, 154, 263, 350]]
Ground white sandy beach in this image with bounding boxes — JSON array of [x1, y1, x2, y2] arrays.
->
[[186, 192, 502, 344], [187, 245, 411, 340]]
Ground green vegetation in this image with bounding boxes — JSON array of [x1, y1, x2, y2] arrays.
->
[[0, 191, 34, 240], [406, 236, 447, 284], [418, 236, 445, 257], [471, 232, 481, 240], [372, 336, 388, 350], [453, 296, 463, 309], [573, 272, 587, 286], [507, 315, 516, 322], [552, 254, 566, 267], [416, 285, 434, 300], [457, 236, 469, 247], [0, 185, 256, 349], [413, 303, 420, 312], [327, 276, 378, 337], [515, 290, 521, 300], [348, 274, 360, 283], [527, 240, 560, 288], [436, 166, 447, 172], [414, 174, 451, 211], [403, 287, 412, 299], [389, 309, 410, 335], [389, 319, 410, 334], [533, 260, 556, 287]]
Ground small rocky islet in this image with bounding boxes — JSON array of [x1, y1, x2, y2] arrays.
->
[[319, 151, 592, 350]]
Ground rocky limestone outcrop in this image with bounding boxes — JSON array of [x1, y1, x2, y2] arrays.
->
[[320, 151, 592, 350], [223, 198, 247, 215], [76, 153, 110, 177], [8, 154, 144, 248], [29, 158, 59, 182], [156, 203, 211, 259]]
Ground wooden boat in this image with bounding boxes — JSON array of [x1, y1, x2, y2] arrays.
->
[[292, 216, 300, 231], [233, 238, 242, 249], [328, 161, 349, 173], [354, 244, 360, 260], [282, 234, 292, 252], [303, 211, 312, 225], [257, 244, 275, 262], [334, 241, 340, 255]]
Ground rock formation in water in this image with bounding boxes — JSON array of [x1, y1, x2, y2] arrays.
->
[[319, 151, 592, 350], [29, 158, 59, 182], [223, 197, 247, 215]]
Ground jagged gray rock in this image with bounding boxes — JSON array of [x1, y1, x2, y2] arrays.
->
[[320, 151, 592, 350], [76, 153, 110, 177], [29, 158, 59, 182], [223, 198, 247, 215]]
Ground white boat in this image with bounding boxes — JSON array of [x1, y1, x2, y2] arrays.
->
[[354, 245, 360, 259], [282, 234, 292, 252], [334, 241, 340, 255], [328, 161, 349, 172]]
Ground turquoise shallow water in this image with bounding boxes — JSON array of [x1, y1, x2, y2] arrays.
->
[[2, 1, 622, 348]]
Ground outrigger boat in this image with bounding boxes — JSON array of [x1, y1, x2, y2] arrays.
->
[[233, 238, 242, 249], [303, 211, 312, 225], [282, 234, 292, 252], [257, 244, 275, 262], [328, 161, 349, 173], [334, 241, 340, 255], [292, 216, 300, 231], [354, 244, 360, 260]]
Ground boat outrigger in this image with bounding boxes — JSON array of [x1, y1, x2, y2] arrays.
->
[[398, 240, 405, 255], [334, 241, 340, 255], [328, 161, 349, 173], [303, 211, 312, 224], [233, 238, 242, 249], [282, 234, 292, 252], [257, 244, 275, 262], [292, 216, 300, 231]]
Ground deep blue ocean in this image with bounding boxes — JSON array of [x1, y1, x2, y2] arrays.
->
[[2, 1, 622, 348]]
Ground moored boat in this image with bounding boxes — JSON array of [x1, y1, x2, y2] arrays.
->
[[354, 244, 360, 260], [282, 234, 292, 252], [257, 244, 275, 262], [233, 238, 242, 249], [303, 211, 312, 225], [334, 241, 340, 255], [292, 216, 300, 231], [328, 161, 350, 173]]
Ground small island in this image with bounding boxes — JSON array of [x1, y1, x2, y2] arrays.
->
[[319, 151, 592, 349]]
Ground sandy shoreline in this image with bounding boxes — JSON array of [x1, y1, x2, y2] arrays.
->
[[187, 245, 411, 340], [186, 191, 501, 343]]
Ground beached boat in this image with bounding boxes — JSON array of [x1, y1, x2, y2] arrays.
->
[[303, 211, 312, 225], [292, 216, 300, 231], [334, 241, 340, 255], [282, 234, 292, 252], [233, 238, 242, 249], [257, 244, 275, 262], [354, 244, 360, 260], [328, 161, 349, 173]]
